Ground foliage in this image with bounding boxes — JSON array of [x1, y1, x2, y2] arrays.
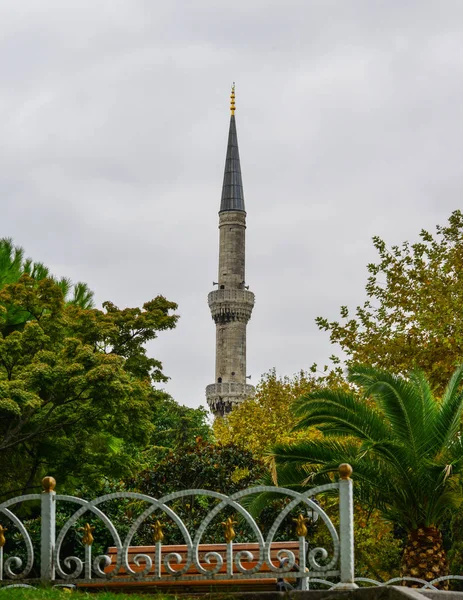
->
[[131, 440, 267, 544], [213, 369, 402, 578], [0, 275, 179, 496], [446, 511, 463, 588], [316, 210, 463, 394], [271, 364, 463, 579], [134, 392, 213, 471], [279, 498, 402, 582], [214, 368, 346, 457], [134, 439, 265, 499], [0, 237, 94, 311], [353, 507, 402, 580], [144, 392, 212, 454]]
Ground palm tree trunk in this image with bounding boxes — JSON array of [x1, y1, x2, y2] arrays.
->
[[400, 526, 448, 588]]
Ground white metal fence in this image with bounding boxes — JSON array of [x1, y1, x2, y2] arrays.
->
[[2, 466, 462, 592], [0, 466, 356, 590]]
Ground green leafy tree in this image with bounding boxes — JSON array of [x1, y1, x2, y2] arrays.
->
[[0, 237, 94, 312], [146, 393, 212, 450], [316, 210, 463, 394], [135, 440, 265, 499], [271, 364, 463, 583], [0, 274, 179, 496], [214, 369, 342, 457], [136, 392, 213, 470], [131, 440, 267, 544]]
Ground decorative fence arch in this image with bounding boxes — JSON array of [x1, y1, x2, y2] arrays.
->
[[0, 466, 357, 590]]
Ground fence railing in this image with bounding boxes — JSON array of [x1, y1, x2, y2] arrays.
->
[[0, 464, 356, 590]]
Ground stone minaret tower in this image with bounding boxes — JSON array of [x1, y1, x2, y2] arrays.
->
[[206, 86, 255, 418]]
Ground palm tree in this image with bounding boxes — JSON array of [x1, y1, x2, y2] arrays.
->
[[271, 364, 463, 584]]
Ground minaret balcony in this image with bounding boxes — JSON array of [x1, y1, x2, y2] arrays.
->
[[208, 289, 255, 323], [206, 382, 255, 397], [206, 382, 256, 415]]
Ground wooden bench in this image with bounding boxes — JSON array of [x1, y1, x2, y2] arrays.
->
[[80, 541, 301, 593]]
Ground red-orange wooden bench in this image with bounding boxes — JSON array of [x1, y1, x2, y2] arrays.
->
[[80, 541, 301, 593]]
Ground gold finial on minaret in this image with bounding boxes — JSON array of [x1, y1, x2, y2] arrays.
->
[[230, 82, 236, 115]]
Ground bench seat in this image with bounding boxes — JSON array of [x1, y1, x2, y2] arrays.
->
[[79, 541, 300, 593]]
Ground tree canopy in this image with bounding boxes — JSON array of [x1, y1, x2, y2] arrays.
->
[[316, 210, 463, 394], [0, 273, 180, 496], [0, 237, 94, 310], [213, 369, 344, 456], [131, 440, 266, 544]]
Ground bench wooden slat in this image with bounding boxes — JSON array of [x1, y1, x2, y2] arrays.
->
[[79, 541, 301, 591], [104, 541, 299, 572]]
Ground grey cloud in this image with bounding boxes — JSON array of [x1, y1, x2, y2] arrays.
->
[[1, 0, 462, 408]]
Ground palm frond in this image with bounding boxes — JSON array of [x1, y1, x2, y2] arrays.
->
[[241, 469, 334, 518], [445, 436, 463, 473], [408, 369, 438, 452], [272, 437, 357, 467], [425, 487, 463, 527], [293, 388, 392, 443], [348, 365, 425, 462], [432, 363, 463, 455], [270, 363, 463, 533]]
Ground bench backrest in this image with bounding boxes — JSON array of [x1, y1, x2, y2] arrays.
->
[[105, 541, 301, 576]]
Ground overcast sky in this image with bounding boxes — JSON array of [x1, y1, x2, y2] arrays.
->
[[1, 1, 462, 410]]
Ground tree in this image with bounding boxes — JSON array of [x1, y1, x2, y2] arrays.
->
[[316, 210, 463, 394], [214, 368, 344, 457], [135, 440, 265, 499], [131, 440, 267, 544], [270, 364, 463, 583], [142, 392, 213, 462], [0, 237, 94, 311], [0, 274, 179, 496]]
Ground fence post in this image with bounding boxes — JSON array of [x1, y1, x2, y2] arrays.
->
[[299, 538, 308, 590], [41, 476, 56, 583], [335, 464, 357, 589]]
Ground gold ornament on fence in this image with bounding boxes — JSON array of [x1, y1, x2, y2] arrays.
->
[[221, 517, 237, 543], [0, 524, 7, 547], [339, 463, 353, 480], [293, 514, 310, 538], [42, 476, 56, 492], [151, 520, 164, 543], [79, 523, 95, 546]]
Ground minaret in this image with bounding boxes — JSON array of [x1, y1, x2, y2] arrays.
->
[[206, 85, 255, 418]]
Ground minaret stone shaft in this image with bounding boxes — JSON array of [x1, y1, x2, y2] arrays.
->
[[206, 86, 255, 418]]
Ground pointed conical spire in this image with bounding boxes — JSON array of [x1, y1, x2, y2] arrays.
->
[[220, 84, 245, 212]]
